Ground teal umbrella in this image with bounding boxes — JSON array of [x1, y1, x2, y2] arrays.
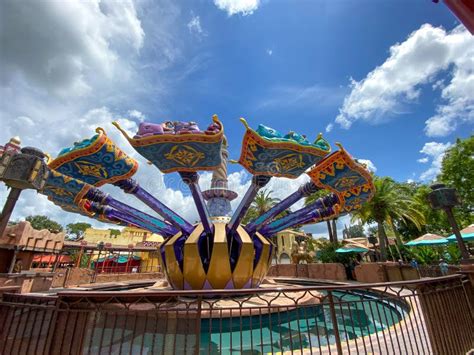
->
[[446, 224, 474, 242], [447, 232, 474, 242], [405, 233, 448, 246], [336, 247, 369, 253]]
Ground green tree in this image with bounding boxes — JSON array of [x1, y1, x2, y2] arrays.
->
[[69, 250, 91, 268], [304, 190, 337, 242], [109, 228, 121, 237], [439, 136, 474, 226], [313, 239, 351, 264], [66, 222, 92, 240], [242, 189, 280, 225], [397, 183, 451, 239], [25, 215, 63, 233], [351, 177, 425, 261], [343, 224, 365, 239], [304, 189, 331, 205]]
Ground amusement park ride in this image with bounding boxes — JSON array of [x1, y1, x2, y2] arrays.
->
[[0, 117, 375, 290]]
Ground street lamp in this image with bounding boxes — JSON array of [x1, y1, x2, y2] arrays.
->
[[428, 183, 471, 263], [0, 145, 49, 237]]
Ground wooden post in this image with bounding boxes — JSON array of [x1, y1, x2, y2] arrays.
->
[[52, 254, 60, 272], [75, 247, 84, 268], [8, 247, 18, 273], [0, 188, 22, 239], [101, 251, 107, 273], [87, 250, 92, 268]]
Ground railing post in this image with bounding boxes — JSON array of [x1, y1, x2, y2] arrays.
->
[[194, 296, 202, 355], [327, 290, 343, 355]]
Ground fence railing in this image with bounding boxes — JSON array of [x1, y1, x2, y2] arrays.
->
[[417, 264, 461, 278], [0, 275, 472, 354]]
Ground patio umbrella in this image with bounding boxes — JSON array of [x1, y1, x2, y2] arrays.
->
[[336, 241, 369, 253], [405, 233, 448, 247], [446, 224, 474, 242]]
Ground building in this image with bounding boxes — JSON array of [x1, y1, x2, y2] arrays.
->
[[273, 229, 309, 264], [0, 221, 65, 273], [80, 227, 164, 272]]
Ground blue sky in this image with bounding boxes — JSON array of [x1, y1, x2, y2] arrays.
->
[[0, 0, 473, 235]]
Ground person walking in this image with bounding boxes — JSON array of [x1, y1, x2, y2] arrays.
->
[[439, 259, 449, 276]]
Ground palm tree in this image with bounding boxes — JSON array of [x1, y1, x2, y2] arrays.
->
[[351, 177, 425, 261], [304, 190, 337, 242], [242, 189, 281, 225]]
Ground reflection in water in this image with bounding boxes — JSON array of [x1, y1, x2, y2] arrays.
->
[[200, 291, 407, 354], [83, 291, 407, 354]]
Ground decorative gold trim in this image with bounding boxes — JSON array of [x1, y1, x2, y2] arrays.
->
[[49, 128, 138, 186], [164, 232, 184, 289], [207, 223, 232, 289], [183, 224, 206, 290], [232, 226, 254, 289], [113, 116, 224, 147], [238, 120, 331, 179], [252, 232, 271, 287], [49, 131, 107, 169]]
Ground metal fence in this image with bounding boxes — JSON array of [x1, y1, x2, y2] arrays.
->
[[0, 274, 472, 354], [417, 264, 461, 278]]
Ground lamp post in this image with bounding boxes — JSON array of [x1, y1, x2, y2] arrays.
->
[[428, 183, 471, 263], [0, 145, 48, 238]]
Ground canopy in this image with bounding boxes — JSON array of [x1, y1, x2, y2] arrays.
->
[[32, 255, 73, 264], [405, 233, 448, 246], [336, 246, 369, 253], [447, 233, 474, 242], [336, 241, 369, 253], [447, 224, 474, 242], [95, 255, 141, 263]]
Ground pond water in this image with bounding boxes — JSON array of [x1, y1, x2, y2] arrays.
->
[[82, 288, 408, 354], [200, 290, 408, 354]]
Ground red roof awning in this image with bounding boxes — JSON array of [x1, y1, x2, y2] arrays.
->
[[32, 255, 73, 263]]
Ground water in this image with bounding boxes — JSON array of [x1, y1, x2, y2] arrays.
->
[[83, 290, 408, 354], [200, 291, 408, 354]]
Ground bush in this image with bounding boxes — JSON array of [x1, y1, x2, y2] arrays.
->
[[315, 242, 352, 264]]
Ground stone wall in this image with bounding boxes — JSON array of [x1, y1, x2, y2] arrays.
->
[[354, 263, 386, 283], [268, 262, 424, 284], [51, 268, 164, 288], [354, 262, 422, 283], [267, 263, 347, 281], [0, 221, 65, 252], [0, 273, 54, 296]]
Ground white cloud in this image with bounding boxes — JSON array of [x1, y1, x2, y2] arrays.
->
[[333, 24, 474, 136], [0, 0, 213, 231], [325, 123, 333, 133], [266, 49, 273, 56], [187, 15, 204, 35], [419, 141, 452, 181], [0, 0, 144, 97], [213, 0, 261, 16], [128, 110, 146, 122], [356, 159, 377, 173], [417, 157, 429, 163]]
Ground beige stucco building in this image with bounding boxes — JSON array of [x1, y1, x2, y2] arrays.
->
[[274, 229, 309, 264], [82, 227, 164, 272]]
